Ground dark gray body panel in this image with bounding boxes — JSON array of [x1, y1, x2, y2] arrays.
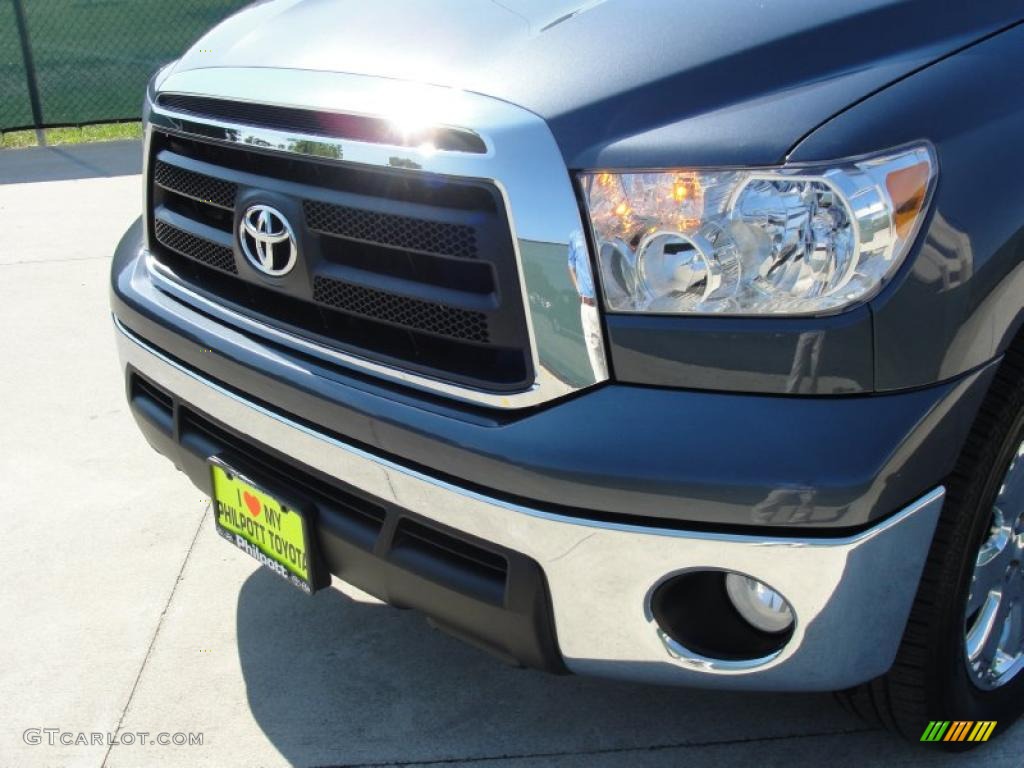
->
[[169, 0, 1024, 396], [176, 0, 1023, 169], [115, 1, 1024, 531], [606, 308, 874, 394], [608, 23, 1024, 395], [113, 221, 994, 531], [790, 23, 1024, 391]]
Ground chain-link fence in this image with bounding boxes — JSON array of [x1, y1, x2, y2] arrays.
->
[[0, 0, 251, 132]]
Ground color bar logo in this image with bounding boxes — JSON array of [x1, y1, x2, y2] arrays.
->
[[921, 721, 997, 743]]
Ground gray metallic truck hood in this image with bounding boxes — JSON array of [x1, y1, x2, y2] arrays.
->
[[172, 0, 1023, 168]]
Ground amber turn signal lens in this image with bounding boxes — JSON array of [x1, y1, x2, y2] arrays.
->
[[887, 161, 932, 240]]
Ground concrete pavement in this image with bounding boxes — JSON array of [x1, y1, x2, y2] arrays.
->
[[0, 143, 1020, 767], [0, 140, 142, 185]]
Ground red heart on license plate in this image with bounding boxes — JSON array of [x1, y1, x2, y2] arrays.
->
[[243, 491, 261, 517]]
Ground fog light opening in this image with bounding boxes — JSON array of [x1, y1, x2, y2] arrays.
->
[[650, 570, 796, 662]]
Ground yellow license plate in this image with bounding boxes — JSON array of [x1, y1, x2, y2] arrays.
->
[[211, 461, 316, 594]]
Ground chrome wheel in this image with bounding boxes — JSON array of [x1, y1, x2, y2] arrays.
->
[[965, 441, 1024, 690]]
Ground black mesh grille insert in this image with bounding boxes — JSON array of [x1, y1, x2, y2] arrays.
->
[[305, 200, 478, 259], [154, 161, 237, 209], [313, 276, 490, 343], [154, 220, 237, 274]]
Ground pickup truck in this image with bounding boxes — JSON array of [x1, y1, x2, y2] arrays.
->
[[110, 0, 1024, 748]]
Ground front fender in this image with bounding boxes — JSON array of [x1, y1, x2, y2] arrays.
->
[[790, 22, 1024, 391]]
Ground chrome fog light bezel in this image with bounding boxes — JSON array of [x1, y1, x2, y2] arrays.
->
[[647, 569, 797, 668]]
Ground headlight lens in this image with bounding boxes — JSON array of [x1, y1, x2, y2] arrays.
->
[[580, 145, 936, 316]]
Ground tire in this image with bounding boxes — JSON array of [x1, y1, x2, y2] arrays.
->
[[836, 350, 1024, 749]]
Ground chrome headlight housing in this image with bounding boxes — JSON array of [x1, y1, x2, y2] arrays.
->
[[144, 61, 178, 116], [580, 145, 936, 316]]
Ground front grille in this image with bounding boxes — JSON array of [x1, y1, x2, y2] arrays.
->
[[146, 129, 533, 393], [153, 220, 237, 274], [304, 199, 478, 259], [313, 277, 490, 343], [154, 161, 237, 209]]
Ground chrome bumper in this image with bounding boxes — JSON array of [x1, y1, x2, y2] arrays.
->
[[115, 317, 943, 691]]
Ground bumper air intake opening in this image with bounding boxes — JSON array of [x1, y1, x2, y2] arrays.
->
[[391, 518, 509, 607], [129, 373, 174, 436]]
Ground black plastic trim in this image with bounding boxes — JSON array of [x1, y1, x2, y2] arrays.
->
[[126, 369, 565, 673]]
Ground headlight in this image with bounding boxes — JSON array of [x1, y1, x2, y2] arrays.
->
[[580, 145, 936, 316]]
